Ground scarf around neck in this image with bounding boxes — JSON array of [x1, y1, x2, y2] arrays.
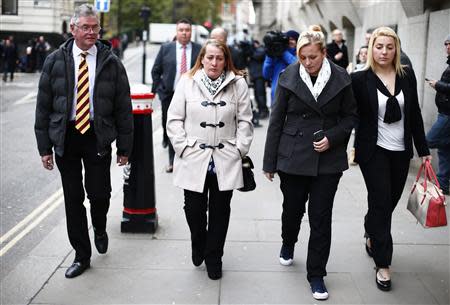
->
[[200, 69, 226, 96], [299, 58, 331, 101]]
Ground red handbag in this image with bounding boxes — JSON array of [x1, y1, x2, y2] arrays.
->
[[407, 160, 447, 228]]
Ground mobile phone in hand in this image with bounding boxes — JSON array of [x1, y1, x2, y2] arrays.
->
[[313, 130, 325, 142], [425, 77, 430, 81]]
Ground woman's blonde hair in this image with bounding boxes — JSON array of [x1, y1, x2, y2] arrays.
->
[[188, 39, 244, 77], [366, 26, 405, 76], [296, 25, 326, 57]]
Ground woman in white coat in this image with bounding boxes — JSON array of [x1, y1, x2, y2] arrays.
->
[[167, 39, 253, 280]]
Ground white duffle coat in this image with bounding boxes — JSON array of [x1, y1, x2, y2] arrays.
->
[[167, 70, 254, 192]]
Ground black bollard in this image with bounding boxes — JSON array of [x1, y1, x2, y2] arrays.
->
[[121, 85, 158, 233]]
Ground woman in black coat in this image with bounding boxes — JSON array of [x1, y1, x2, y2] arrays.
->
[[351, 27, 431, 291], [263, 26, 357, 301]]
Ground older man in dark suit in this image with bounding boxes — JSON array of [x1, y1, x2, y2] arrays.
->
[[151, 19, 201, 173], [326, 29, 349, 69]]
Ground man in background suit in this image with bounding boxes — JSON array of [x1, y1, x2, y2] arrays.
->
[[151, 19, 201, 173]]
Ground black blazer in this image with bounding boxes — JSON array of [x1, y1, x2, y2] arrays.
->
[[263, 62, 357, 176], [351, 68, 429, 164], [151, 41, 201, 100]]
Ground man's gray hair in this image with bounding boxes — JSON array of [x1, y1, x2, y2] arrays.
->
[[211, 27, 228, 40], [70, 4, 98, 25]]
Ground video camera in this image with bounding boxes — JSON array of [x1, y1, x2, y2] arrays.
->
[[263, 31, 289, 58]]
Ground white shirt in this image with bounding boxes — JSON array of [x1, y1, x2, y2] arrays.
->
[[174, 41, 193, 88], [377, 89, 405, 151], [71, 43, 97, 120]]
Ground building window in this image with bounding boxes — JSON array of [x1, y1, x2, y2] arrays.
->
[[223, 3, 230, 14], [2, 0, 18, 15]]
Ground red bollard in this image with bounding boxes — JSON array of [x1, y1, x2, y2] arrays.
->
[[121, 84, 158, 233]]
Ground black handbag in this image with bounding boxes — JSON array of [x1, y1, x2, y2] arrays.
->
[[238, 156, 256, 192]]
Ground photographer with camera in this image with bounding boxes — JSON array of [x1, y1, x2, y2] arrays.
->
[[263, 30, 299, 104]]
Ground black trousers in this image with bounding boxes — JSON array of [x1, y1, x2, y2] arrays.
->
[[359, 146, 410, 268], [279, 171, 342, 281], [183, 174, 233, 267], [253, 78, 268, 113], [3, 62, 14, 81], [160, 92, 175, 166], [55, 123, 112, 262]]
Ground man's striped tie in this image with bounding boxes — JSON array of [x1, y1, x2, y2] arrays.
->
[[180, 45, 187, 74], [75, 51, 90, 134]]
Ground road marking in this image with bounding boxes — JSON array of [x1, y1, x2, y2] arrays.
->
[[14, 91, 37, 105], [0, 189, 63, 244], [0, 197, 63, 257], [0, 146, 121, 256]]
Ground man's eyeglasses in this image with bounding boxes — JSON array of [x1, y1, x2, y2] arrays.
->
[[445, 42, 450, 46], [75, 24, 101, 34]]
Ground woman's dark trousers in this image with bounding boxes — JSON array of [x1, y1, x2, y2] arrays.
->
[[183, 173, 233, 269], [359, 146, 410, 268], [278, 171, 342, 281]]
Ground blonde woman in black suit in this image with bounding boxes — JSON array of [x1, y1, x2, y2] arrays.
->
[[351, 27, 431, 291]]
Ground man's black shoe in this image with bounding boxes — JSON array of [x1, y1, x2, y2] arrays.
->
[[94, 231, 108, 254], [65, 261, 90, 278]]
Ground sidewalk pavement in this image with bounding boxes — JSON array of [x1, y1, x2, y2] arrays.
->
[[2, 116, 449, 305]]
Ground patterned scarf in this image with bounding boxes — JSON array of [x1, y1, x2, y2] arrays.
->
[[200, 69, 226, 96], [299, 58, 332, 101]]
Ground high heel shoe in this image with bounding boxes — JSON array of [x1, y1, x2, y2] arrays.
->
[[375, 268, 391, 291], [365, 237, 373, 257]]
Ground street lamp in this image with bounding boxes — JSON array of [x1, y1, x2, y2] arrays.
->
[[139, 6, 151, 84]]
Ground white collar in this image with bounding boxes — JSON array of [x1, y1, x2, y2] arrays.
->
[[176, 41, 191, 49], [73, 42, 97, 57]]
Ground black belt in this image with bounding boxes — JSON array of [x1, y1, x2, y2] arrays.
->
[[199, 143, 224, 150]]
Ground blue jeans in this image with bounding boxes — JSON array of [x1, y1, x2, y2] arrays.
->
[[426, 113, 450, 192]]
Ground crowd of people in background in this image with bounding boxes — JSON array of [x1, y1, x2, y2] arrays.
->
[[0, 32, 131, 79], [0, 35, 51, 78]]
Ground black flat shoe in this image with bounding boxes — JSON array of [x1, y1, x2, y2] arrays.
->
[[94, 231, 108, 254], [65, 261, 90, 278], [375, 268, 391, 291], [365, 238, 373, 257]]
